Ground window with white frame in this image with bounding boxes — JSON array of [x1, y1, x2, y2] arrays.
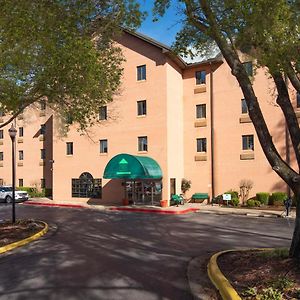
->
[[100, 139, 108, 153], [195, 70, 206, 85], [196, 104, 206, 118], [242, 135, 254, 150], [196, 138, 207, 152], [66, 142, 73, 155], [241, 99, 248, 114], [137, 100, 147, 116], [19, 150, 24, 160], [99, 106, 107, 120], [137, 65, 146, 81], [138, 136, 148, 152]]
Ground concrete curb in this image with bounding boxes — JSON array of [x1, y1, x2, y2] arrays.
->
[[207, 248, 273, 300], [108, 207, 200, 214], [0, 221, 48, 254], [23, 202, 85, 209]]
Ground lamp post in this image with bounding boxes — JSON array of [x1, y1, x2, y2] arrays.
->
[[8, 124, 17, 224]]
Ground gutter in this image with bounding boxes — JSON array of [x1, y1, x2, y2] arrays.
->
[[210, 62, 215, 201]]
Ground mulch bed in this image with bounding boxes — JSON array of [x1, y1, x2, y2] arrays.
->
[[218, 250, 300, 299], [0, 219, 45, 247]]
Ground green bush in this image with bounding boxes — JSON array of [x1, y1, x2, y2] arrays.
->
[[246, 199, 261, 207], [269, 192, 287, 206], [256, 192, 270, 205], [230, 197, 240, 206], [17, 187, 45, 198], [258, 287, 283, 300], [225, 190, 239, 199]]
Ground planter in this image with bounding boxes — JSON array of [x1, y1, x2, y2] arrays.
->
[[122, 198, 129, 206], [160, 200, 168, 208]]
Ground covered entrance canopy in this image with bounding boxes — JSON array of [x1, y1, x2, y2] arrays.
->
[[103, 154, 162, 205]]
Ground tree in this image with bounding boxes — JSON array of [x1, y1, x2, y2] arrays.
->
[[154, 0, 300, 258], [0, 0, 144, 130]]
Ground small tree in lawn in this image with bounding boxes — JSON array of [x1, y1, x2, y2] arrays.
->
[[181, 178, 192, 197], [239, 179, 254, 206]]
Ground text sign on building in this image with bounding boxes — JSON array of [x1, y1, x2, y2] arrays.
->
[[223, 194, 231, 201]]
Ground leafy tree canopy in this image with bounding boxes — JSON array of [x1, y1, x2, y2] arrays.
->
[[0, 0, 144, 130]]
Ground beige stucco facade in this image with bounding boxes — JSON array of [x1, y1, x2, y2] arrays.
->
[[0, 31, 296, 205]]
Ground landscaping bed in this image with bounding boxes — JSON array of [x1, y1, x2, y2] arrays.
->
[[0, 219, 45, 247], [218, 249, 300, 299]]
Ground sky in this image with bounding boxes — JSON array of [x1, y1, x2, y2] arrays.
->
[[136, 1, 183, 46]]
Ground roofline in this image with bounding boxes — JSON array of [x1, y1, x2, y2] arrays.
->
[[122, 28, 223, 69]]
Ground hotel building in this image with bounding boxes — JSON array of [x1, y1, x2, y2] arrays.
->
[[0, 30, 297, 205]]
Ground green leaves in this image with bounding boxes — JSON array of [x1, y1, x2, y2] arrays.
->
[[0, 0, 144, 130]]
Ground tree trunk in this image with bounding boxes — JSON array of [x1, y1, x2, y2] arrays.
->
[[290, 192, 300, 258]]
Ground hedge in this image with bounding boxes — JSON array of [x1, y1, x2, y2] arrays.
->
[[269, 192, 287, 206], [256, 192, 270, 205]]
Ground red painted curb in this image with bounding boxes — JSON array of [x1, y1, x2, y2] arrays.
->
[[23, 202, 85, 209], [108, 207, 200, 214]]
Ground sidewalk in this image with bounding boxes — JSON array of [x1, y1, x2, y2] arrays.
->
[[22, 198, 295, 218]]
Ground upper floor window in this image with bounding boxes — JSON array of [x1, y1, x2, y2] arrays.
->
[[196, 104, 206, 119], [0, 130, 3, 139], [243, 62, 253, 77], [100, 139, 108, 153], [0, 111, 4, 117], [241, 99, 248, 114], [138, 136, 148, 152], [99, 106, 107, 120], [19, 150, 24, 160], [66, 113, 73, 125], [137, 100, 147, 116], [297, 92, 300, 108], [137, 65, 146, 81], [40, 100, 46, 110], [66, 142, 73, 155], [41, 149, 46, 160], [0, 152, 3, 161], [197, 138, 207, 152], [242, 135, 254, 150], [40, 124, 46, 135], [195, 70, 206, 85], [19, 127, 23, 137]]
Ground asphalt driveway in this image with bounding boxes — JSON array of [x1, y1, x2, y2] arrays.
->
[[0, 205, 294, 300]]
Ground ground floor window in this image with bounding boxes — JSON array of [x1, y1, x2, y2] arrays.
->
[[72, 172, 102, 198]]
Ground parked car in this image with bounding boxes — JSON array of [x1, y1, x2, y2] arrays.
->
[[0, 186, 29, 203]]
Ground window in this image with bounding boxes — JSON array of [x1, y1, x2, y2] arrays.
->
[[19, 150, 24, 160], [66, 142, 73, 155], [40, 124, 46, 135], [196, 104, 206, 118], [195, 70, 206, 85], [138, 136, 148, 152], [40, 100, 46, 110], [41, 149, 46, 159], [66, 113, 73, 125], [0, 130, 3, 139], [297, 92, 300, 108], [19, 179, 23, 187], [19, 127, 23, 137], [170, 178, 176, 196], [100, 139, 108, 153], [0, 152, 3, 161], [0, 179, 3, 185], [242, 135, 254, 150], [241, 99, 248, 114], [99, 106, 107, 120], [72, 172, 102, 198], [243, 62, 253, 77], [137, 65, 146, 81], [197, 138, 207, 152], [41, 178, 45, 189], [137, 100, 147, 116], [0, 111, 4, 117]]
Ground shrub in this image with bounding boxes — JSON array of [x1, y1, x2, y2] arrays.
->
[[256, 192, 270, 205], [226, 190, 239, 199], [246, 199, 261, 207], [181, 178, 191, 195], [269, 192, 287, 206], [239, 179, 254, 205], [17, 187, 45, 198], [258, 287, 283, 300], [230, 197, 240, 206]]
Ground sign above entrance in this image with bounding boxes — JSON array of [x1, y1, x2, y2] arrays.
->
[[103, 153, 163, 179]]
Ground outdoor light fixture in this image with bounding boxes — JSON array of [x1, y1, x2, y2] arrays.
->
[[8, 123, 17, 224]]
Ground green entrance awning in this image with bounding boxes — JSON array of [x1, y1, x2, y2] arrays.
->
[[103, 153, 162, 179]]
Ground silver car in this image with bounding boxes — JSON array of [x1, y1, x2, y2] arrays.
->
[[0, 186, 29, 203]]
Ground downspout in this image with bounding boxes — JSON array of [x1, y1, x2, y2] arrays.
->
[[210, 62, 215, 202]]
